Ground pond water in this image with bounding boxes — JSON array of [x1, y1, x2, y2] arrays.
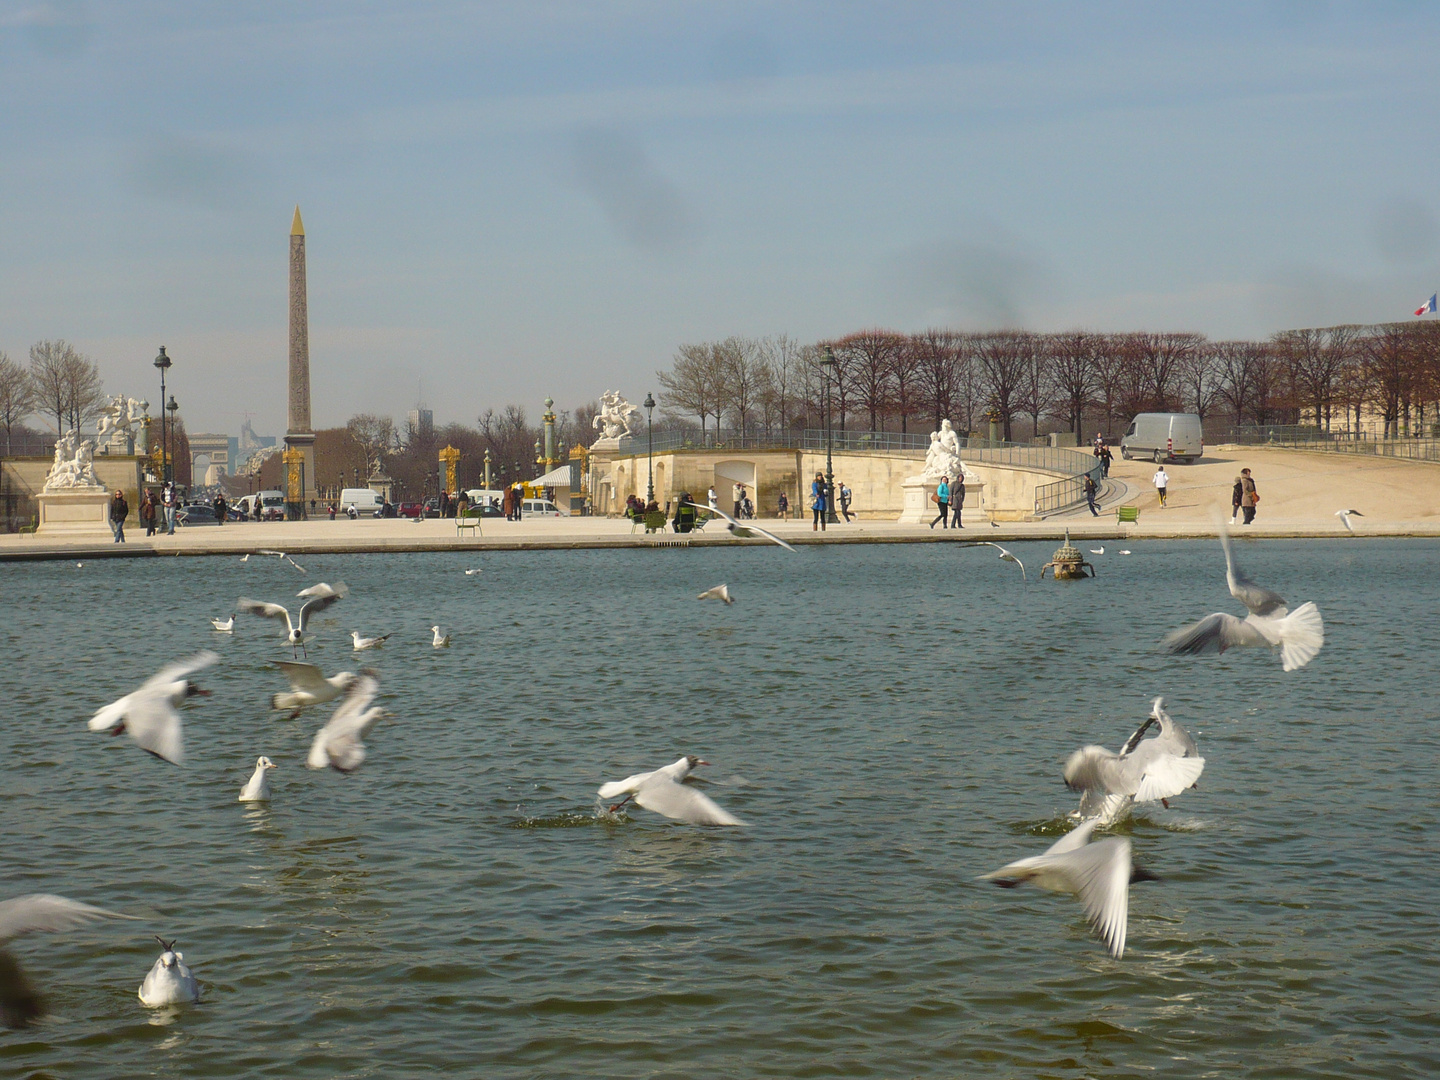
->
[[2, 539, 1437, 1078]]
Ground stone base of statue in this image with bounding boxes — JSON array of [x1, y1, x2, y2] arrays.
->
[[37, 487, 112, 535], [101, 433, 135, 456], [897, 476, 983, 524]]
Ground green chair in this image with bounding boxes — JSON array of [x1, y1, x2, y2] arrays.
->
[[1116, 505, 1140, 524]]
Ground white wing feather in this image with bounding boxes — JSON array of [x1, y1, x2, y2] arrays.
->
[[633, 775, 745, 825]]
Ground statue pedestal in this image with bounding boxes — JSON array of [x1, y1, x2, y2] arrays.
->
[[897, 476, 983, 524], [37, 487, 112, 535]]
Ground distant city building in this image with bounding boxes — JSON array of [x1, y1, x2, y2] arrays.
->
[[407, 408, 434, 438], [235, 418, 277, 471]]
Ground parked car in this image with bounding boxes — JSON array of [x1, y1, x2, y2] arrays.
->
[[421, 498, 442, 518], [176, 503, 219, 526], [521, 499, 563, 517], [397, 501, 424, 519]]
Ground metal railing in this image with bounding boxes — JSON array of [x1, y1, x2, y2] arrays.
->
[[1224, 427, 1440, 463], [1033, 462, 1103, 516]]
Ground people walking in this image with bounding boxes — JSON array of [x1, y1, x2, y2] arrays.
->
[[1152, 465, 1169, 508], [1084, 473, 1099, 516], [950, 474, 965, 527], [930, 476, 950, 529], [707, 485, 718, 510], [1099, 442, 1112, 477], [213, 493, 227, 526], [839, 481, 853, 522], [733, 481, 745, 518], [1231, 475, 1243, 523], [140, 491, 157, 536], [776, 491, 789, 518], [162, 483, 177, 534], [1240, 467, 1258, 525], [108, 488, 128, 543], [811, 472, 827, 532]]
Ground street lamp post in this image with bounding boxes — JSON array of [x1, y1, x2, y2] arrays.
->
[[821, 347, 838, 524], [153, 347, 172, 483], [643, 392, 656, 503], [166, 395, 179, 487]]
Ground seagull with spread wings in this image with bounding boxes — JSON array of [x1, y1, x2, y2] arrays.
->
[[1064, 697, 1205, 826], [960, 541, 1027, 581], [1335, 509, 1364, 534], [1163, 531, 1323, 671], [268, 660, 356, 718], [0, 894, 136, 1028], [980, 819, 1159, 959], [307, 671, 387, 773], [598, 755, 746, 826], [237, 582, 348, 657], [255, 548, 306, 572], [682, 502, 796, 552], [86, 651, 217, 765]]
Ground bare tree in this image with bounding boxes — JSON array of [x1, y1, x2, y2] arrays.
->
[[976, 331, 1029, 441], [28, 340, 73, 434], [1048, 331, 1096, 438], [1214, 340, 1267, 431], [911, 329, 960, 431], [1131, 332, 1200, 412], [832, 329, 903, 432], [1362, 323, 1419, 437], [715, 336, 762, 442], [658, 343, 724, 437], [1090, 335, 1129, 440], [754, 334, 806, 432], [1177, 340, 1223, 421], [346, 413, 397, 477], [0, 352, 33, 455], [62, 351, 105, 431], [1014, 332, 1054, 439]]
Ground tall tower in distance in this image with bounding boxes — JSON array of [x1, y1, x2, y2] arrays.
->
[[285, 205, 316, 504]]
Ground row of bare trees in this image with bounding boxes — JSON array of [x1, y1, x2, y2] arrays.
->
[[0, 340, 106, 454], [656, 324, 1440, 442]]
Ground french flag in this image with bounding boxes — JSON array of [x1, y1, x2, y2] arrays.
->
[[1416, 293, 1437, 317]]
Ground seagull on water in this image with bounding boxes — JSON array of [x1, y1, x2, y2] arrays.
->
[[351, 631, 391, 651], [237, 581, 348, 657], [1064, 697, 1204, 826], [697, 584, 733, 604], [0, 894, 135, 1028], [464, 568, 482, 576], [1090, 547, 1105, 555], [256, 549, 305, 572], [238, 756, 276, 802], [1118, 549, 1131, 555], [598, 755, 746, 826], [682, 502, 796, 552], [268, 661, 356, 718], [209, 616, 234, 632], [308, 671, 387, 773], [138, 937, 200, 1006], [1335, 509, 1364, 534], [430, 626, 451, 648], [980, 819, 1159, 959], [86, 651, 217, 765], [961, 541, 1027, 581], [1163, 530, 1323, 671]]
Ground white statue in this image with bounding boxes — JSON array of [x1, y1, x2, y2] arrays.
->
[[921, 418, 971, 483], [592, 390, 642, 442], [42, 429, 102, 491]]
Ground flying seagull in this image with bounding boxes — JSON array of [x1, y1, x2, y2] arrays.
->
[[138, 937, 200, 1006], [431, 626, 451, 648], [86, 651, 218, 765], [1064, 697, 1205, 826], [598, 755, 745, 826], [238, 756, 277, 802], [237, 581, 348, 657], [1335, 509, 1364, 534], [351, 631, 391, 651], [980, 819, 1159, 959], [1163, 530, 1323, 670], [256, 549, 306, 572], [307, 671, 386, 773], [682, 502, 796, 552], [961, 541, 1027, 581], [268, 661, 357, 718], [697, 584, 733, 604], [0, 894, 136, 1028], [209, 616, 234, 632]]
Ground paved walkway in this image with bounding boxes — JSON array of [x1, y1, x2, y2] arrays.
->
[[4, 447, 1437, 560]]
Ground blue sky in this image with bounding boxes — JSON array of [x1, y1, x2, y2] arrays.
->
[[1, 1, 1436, 436]]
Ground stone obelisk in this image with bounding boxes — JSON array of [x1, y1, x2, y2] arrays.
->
[[285, 205, 316, 505]]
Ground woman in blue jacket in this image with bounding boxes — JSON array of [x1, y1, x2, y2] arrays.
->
[[811, 473, 827, 532], [930, 476, 950, 529]]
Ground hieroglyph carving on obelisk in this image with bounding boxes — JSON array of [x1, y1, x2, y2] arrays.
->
[[284, 206, 316, 508]]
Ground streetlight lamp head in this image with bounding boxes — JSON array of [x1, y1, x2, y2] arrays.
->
[[821, 345, 836, 370], [154, 346, 171, 371], [166, 394, 178, 414], [643, 392, 656, 411]]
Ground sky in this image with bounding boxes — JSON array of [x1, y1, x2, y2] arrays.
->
[[1, 1, 1437, 437]]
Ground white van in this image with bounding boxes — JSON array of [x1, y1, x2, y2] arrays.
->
[[521, 499, 562, 517], [465, 489, 504, 507], [1120, 413, 1204, 464], [237, 490, 286, 519], [339, 488, 382, 517]]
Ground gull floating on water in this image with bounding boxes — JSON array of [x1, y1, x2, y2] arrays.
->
[[238, 756, 276, 802], [430, 626, 451, 648], [1090, 547, 1105, 555], [980, 819, 1159, 959], [0, 894, 135, 1028], [1118, 550, 1132, 555], [1163, 530, 1323, 671], [237, 582, 348, 657], [1335, 509, 1364, 534], [209, 616, 233, 632], [138, 937, 200, 1006], [697, 584, 733, 604], [464, 568, 482, 576], [351, 630, 391, 651], [682, 502, 796, 552], [87, 651, 217, 765], [308, 671, 386, 773], [268, 660, 356, 717], [961, 541, 1027, 581], [1064, 697, 1205, 826], [598, 755, 745, 825]]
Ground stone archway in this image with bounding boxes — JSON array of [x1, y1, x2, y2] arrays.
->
[[714, 459, 757, 515]]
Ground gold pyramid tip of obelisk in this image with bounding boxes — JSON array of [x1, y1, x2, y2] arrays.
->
[[291, 205, 305, 236]]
